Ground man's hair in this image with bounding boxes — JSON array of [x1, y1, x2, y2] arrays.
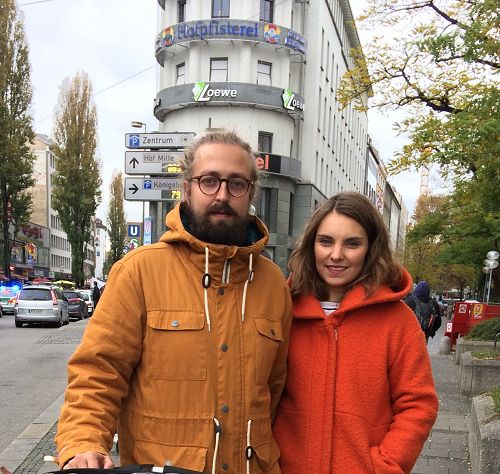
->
[[289, 192, 403, 300], [180, 129, 259, 186]]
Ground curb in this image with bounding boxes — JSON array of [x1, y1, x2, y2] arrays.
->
[[0, 394, 64, 473]]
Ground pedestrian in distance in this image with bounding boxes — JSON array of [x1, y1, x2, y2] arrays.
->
[[55, 129, 293, 473], [404, 280, 442, 343], [91, 281, 100, 308], [273, 192, 438, 474]]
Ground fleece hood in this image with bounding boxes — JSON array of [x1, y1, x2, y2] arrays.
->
[[293, 266, 413, 322]]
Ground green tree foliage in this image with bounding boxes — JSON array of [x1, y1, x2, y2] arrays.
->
[[339, 0, 499, 300], [51, 72, 102, 287], [106, 171, 127, 271], [0, 0, 35, 278]]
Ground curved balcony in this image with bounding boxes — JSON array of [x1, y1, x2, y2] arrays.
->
[[153, 82, 305, 121], [155, 19, 306, 65]]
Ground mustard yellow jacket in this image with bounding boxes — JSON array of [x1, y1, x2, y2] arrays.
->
[[56, 203, 293, 473]]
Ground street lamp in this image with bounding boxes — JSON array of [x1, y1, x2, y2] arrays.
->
[[482, 250, 499, 304], [131, 121, 147, 239], [131, 120, 147, 133]]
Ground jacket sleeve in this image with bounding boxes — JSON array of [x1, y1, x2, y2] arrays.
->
[[55, 262, 145, 467], [371, 326, 438, 474], [269, 284, 293, 423]]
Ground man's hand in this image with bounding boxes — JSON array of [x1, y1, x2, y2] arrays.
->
[[63, 452, 114, 469]]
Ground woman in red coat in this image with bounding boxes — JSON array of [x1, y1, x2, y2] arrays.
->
[[274, 192, 438, 474]]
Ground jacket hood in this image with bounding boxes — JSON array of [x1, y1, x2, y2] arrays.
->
[[160, 201, 269, 258], [293, 267, 413, 320], [414, 280, 430, 299]]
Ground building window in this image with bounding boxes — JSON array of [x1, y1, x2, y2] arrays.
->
[[288, 192, 294, 236], [258, 131, 273, 153], [178, 0, 186, 22], [258, 187, 277, 233], [176, 62, 185, 85], [212, 0, 230, 18], [259, 0, 274, 22], [257, 61, 272, 85], [210, 58, 228, 81]]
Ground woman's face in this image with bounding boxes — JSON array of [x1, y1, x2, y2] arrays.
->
[[314, 211, 369, 301]]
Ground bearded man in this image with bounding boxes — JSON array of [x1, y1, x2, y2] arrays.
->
[[55, 129, 292, 474]]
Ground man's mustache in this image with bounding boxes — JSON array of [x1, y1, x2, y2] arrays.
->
[[208, 203, 238, 216]]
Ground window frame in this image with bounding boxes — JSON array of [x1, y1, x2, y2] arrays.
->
[[257, 60, 272, 86], [259, 0, 274, 22], [176, 62, 186, 85], [178, 0, 186, 23], [210, 57, 228, 82], [212, 0, 230, 18]]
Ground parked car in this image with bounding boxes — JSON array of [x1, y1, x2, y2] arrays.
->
[[62, 290, 88, 320], [78, 289, 94, 316], [14, 284, 69, 328], [0, 284, 21, 315]]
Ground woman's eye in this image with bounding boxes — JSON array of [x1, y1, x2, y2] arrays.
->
[[346, 241, 361, 248]]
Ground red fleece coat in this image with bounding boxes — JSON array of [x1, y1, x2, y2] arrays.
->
[[273, 269, 438, 474]]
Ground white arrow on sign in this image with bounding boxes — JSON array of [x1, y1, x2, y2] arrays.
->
[[124, 177, 183, 202], [125, 151, 184, 175], [125, 132, 195, 149]]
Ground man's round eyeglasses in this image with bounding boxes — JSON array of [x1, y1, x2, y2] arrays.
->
[[190, 175, 254, 198]]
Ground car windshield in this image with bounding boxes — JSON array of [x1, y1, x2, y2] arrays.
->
[[63, 291, 78, 299], [19, 288, 52, 301], [80, 293, 90, 301]]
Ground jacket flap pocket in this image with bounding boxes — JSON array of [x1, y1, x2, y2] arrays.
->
[[254, 317, 283, 341], [148, 310, 205, 331], [253, 439, 280, 472], [134, 440, 207, 472]]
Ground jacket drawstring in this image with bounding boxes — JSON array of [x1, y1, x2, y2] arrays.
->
[[245, 419, 254, 474], [202, 246, 212, 332], [241, 253, 254, 322], [212, 417, 222, 474]]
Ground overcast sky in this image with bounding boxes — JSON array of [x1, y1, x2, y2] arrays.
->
[[19, 0, 420, 222]]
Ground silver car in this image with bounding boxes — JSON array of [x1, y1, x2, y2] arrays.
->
[[14, 284, 70, 328]]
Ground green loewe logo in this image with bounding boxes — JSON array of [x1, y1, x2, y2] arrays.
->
[[192, 81, 237, 102], [282, 89, 304, 111]]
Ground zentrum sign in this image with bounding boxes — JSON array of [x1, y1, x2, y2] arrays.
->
[[193, 82, 237, 102]]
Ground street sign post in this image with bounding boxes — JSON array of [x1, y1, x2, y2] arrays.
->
[[125, 132, 195, 149], [125, 150, 184, 175], [124, 177, 183, 202]]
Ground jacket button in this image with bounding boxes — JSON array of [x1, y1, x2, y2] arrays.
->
[[270, 329, 275, 336], [218, 287, 224, 295], [221, 404, 229, 413], [221, 343, 228, 352], [222, 463, 229, 471], [171, 320, 179, 327]]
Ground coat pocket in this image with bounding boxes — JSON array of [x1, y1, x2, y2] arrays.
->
[[147, 310, 207, 381], [253, 438, 280, 473], [254, 317, 283, 385], [134, 440, 207, 472]]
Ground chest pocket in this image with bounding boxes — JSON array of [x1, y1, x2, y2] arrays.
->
[[254, 317, 283, 385], [148, 310, 207, 381]]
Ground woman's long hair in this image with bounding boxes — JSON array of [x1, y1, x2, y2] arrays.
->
[[289, 192, 402, 300]]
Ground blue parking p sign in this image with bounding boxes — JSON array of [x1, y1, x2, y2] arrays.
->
[[128, 224, 141, 238]]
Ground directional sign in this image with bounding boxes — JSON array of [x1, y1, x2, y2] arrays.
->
[[124, 177, 183, 201], [125, 151, 184, 175], [125, 132, 195, 149]]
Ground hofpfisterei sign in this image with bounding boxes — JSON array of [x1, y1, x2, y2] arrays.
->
[[156, 20, 306, 64]]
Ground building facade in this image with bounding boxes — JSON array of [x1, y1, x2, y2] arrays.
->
[[151, 0, 406, 273]]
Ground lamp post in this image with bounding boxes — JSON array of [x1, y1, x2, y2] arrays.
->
[[482, 250, 499, 304], [131, 121, 147, 241]]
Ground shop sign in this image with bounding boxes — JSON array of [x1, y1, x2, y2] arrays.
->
[[282, 89, 305, 111], [193, 82, 238, 102]]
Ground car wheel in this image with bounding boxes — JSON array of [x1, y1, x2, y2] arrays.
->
[[78, 309, 84, 320], [15, 319, 23, 328], [55, 314, 63, 328]]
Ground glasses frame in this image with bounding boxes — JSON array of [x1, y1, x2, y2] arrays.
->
[[190, 175, 254, 198]]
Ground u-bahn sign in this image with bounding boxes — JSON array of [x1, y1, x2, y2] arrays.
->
[[124, 177, 183, 201], [125, 151, 184, 175]]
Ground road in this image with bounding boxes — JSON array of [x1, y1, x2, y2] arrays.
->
[[0, 314, 87, 453]]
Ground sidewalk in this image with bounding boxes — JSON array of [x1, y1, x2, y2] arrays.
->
[[1, 324, 471, 474]]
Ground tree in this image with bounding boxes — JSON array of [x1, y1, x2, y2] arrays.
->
[[51, 72, 102, 287], [0, 0, 36, 279], [339, 0, 499, 300], [106, 171, 127, 271]]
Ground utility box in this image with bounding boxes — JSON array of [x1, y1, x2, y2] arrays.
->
[[444, 302, 500, 346]]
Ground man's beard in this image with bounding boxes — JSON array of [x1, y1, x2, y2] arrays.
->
[[185, 202, 250, 246]]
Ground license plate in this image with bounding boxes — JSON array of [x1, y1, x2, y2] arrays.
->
[[29, 309, 45, 314]]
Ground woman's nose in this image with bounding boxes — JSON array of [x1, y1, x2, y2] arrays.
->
[[330, 244, 343, 261]]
